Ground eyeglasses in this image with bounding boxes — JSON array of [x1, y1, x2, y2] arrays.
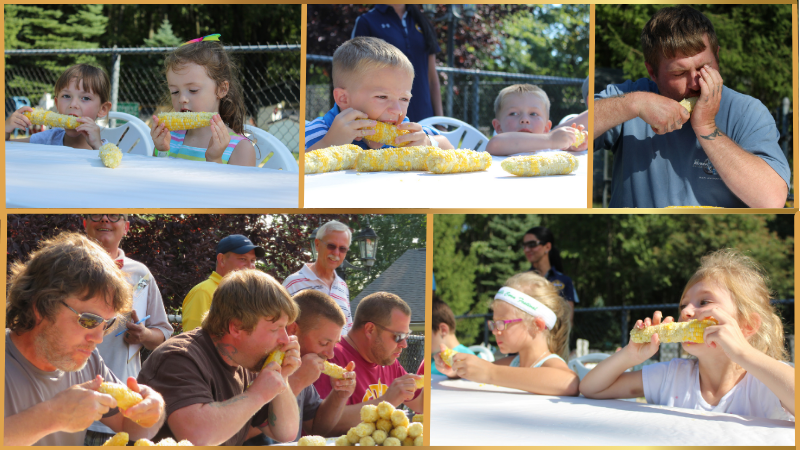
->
[[371, 322, 410, 343], [61, 301, 118, 334], [487, 318, 523, 332], [324, 242, 349, 253], [87, 214, 126, 223], [522, 240, 543, 250]]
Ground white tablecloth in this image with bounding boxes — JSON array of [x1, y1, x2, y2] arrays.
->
[[6, 142, 298, 208], [304, 151, 588, 208], [431, 375, 794, 446]]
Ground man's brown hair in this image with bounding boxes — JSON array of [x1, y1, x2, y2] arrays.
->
[[641, 6, 719, 72], [293, 289, 346, 330], [7, 232, 132, 334], [54, 64, 111, 105], [203, 269, 299, 338], [352, 292, 411, 330], [431, 296, 456, 332]]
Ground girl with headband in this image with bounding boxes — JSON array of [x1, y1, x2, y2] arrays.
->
[[435, 272, 578, 395]]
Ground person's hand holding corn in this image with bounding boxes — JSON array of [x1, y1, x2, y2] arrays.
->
[[75, 116, 105, 150], [150, 115, 172, 155], [450, 353, 494, 383], [700, 306, 752, 363], [433, 344, 459, 379], [383, 373, 420, 405], [44, 375, 118, 433], [327, 108, 377, 145], [637, 92, 691, 135], [113, 377, 166, 430], [205, 114, 231, 163], [5, 106, 33, 139], [690, 64, 723, 138], [277, 336, 302, 380], [564, 123, 589, 152], [329, 361, 357, 400], [626, 311, 674, 364]]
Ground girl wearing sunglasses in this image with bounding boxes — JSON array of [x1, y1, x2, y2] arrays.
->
[[435, 272, 578, 395]]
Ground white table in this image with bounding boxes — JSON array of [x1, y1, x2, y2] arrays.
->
[[304, 151, 588, 208], [6, 142, 298, 208], [431, 375, 794, 446]]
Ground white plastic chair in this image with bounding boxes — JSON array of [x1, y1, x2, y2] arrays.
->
[[243, 124, 299, 172], [102, 111, 155, 156], [468, 345, 495, 363], [418, 116, 490, 152], [558, 113, 580, 126], [568, 353, 610, 380]]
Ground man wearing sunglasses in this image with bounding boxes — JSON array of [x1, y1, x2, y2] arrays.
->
[[83, 213, 175, 445], [182, 234, 265, 332], [284, 220, 353, 335], [314, 292, 423, 435], [5, 233, 166, 446]]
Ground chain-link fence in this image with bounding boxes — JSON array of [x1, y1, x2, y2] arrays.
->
[[307, 55, 587, 138], [398, 334, 425, 375], [6, 44, 301, 153]]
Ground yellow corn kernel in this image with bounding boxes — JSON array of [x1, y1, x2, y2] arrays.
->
[[134, 439, 154, 446], [377, 401, 395, 420], [407, 423, 423, 438], [357, 119, 411, 147], [501, 152, 579, 177], [390, 425, 408, 441], [298, 436, 327, 446], [103, 432, 129, 446], [391, 410, 409, 428], [361, 404, 380, 423], [629, 318, 718, 344], [262, 350, 285, 369], [100, 143, 123, 169], [573, 130, 585, 147], [384, 437, 402, 446], [371, 429, 388, 445], [426, 149, 492, 174], [23, 108, 80, 129], [354, 422, 376, 437], [346, 428, 361, 444], [355, 146, 435, 172], [414, 376, 424, 390], [439, 346, 456, 368], [411, 414, 423, 423], [359, 436, 377, 446], [99, 382, 143, 410], [335, 435, 351, 446], [376, 418, 393, 433], [680, 97, 699, 115], [323, 360, 347, 379], [156, 112, 215, 131], [305, 144, 361, 174]]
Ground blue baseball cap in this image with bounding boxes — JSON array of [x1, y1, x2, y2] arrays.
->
[[217, 234, 265, 258]]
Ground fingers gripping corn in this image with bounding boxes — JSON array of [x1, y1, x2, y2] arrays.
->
[[305, 145, 361, 174], [100, 143, 123, 168], [262, 350, 285, 369], [414, 377, 424, 390], [426, 149, 492, 174], [572, 130, 585, 147], [99, 382, 143, 410], [323, 360, 348, 379], [298, 436, 327, 446], [629, 318, 718, 344], [501, 152, 579, 177], [357, 119, 411, 147], [23, 108, 80, 129], [680, 97, 699, 115], [103, 432, 129, 446], [439, 347, 456, 368], [156, 112, 215, 131], [411, 414, 423, 423], [355, 146, 435, 172]]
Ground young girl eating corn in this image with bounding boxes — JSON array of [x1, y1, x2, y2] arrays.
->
[[580, 249, 795, 421], [435, 272, 578, 395], [151, 34, 255, 166]]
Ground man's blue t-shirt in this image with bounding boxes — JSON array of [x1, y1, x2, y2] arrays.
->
[[594, 78, 790, 208], [305, 104, 440, 150]]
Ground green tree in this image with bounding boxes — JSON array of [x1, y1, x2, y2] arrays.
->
[[143, 18, 182, 48]]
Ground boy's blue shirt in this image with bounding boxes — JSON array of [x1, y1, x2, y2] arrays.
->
[[305, 104, 440, 150]]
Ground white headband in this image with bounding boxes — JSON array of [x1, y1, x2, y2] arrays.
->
[[494, 286, 557, 330]]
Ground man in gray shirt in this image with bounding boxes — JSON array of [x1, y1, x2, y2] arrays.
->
[[5, 232, 166, 446]]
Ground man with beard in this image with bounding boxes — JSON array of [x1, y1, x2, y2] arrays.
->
[[314, 292, 422, 435], [138, 269, 301, 446], [5, 232, 166, 446], [283, 220, 353, 335]]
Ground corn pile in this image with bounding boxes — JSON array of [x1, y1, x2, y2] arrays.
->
[[305, 145, 361, 174], [23, 108, 80, 129], [100, 143, 123, 168], [425, 149, 492, 174], [102, 432, 129, 446], [629, 318, 718, 344], [335, 401, 423, 446], [679, 97, 699, 115], [356, 146, 434, 172], [156, 112, 215, 131], [323, 361, 348, 379], [99, 382, 143, 410], [357, 120, 411, 147], [298, 436, 328, 446], [501, 152, 578, 177], [439, 347, 456, 368], [103, 433, 193, 446]]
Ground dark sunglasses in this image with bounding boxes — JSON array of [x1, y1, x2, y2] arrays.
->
[[87, 214, 126, 223], [371, 322, 410, 343], [325, 242, 349, 253], [61, 301, 117, 334], [522, 240, 543, 250]]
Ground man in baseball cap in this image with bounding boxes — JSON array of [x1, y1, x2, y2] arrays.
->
[[181, 234, 265, 331]]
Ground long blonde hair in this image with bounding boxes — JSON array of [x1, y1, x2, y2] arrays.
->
[[682, 249, 787, 361], [490, 272, 571, 360]]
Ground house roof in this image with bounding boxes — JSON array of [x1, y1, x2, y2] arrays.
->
[[351, 248, 426, 324]]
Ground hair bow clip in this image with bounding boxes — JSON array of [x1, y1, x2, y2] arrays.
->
[[180, 33, 221, 46]]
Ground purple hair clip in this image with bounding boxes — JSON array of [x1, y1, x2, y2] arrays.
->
[[180, 33, 221, 47]]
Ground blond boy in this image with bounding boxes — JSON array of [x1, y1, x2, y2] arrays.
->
[[486, 84, 587, 156], [305, 37, 452, 151]]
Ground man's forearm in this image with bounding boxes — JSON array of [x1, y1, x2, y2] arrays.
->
[[257, 388, 299, 443], [593, 93, 642, 138], [697, 129, 787, 207], [310, 393, 349, 437], [168, 393, 265, 446], [4, 403, 61, 445], [141, 327, 167, 351], [119, 411, 166, 441]]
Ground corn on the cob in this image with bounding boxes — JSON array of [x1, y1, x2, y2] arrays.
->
[[376, 418, 393, 433], [390, 425, 408, 440], [361, 404, 379, 422], [426, 149, 492, 174], [134, 439, 155, 446], [357, 119, 411, 147], [402, 437, 414, 446], [355, 146, 435, 172], [413, 436, 423, 446], [335, 435, 351, 446], [359, 436, 376, 446], [298, 436, 327, 446], [354, 422, 376, 437], [384, 437, 402, 446], [103, 432, 129, 446], [156, 112, 215, 131], [414, 376, 424, 390], [156, 438, 178, 446], [629, 318, 718, 344], [377, 401, 395, 420], [305, 144, 361, 174], [100, 143, 123, 168], [372, 430, 388, 445], [680, 97, 699, 115], [23, 108, 80, 129], [391, 410, 409, 428], [439, 347, 456, 368], [407, 423, 423, 438], [411, 414, 423, 423], [99, 382, 143, 410], [501, 152, 578, 177], [572, 130, 585, 147], [262, 349, 285, 369], [323, 360, 348, 379]]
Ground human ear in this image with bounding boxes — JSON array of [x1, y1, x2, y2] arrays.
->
[[287, 322, 299, 336], [491, 118, 502, 134], [98, 102, 112, 118], [544, 120, 552, 133], [741, 312, 761, 339], [216, 81, 230, 100], [333, 87, 350, 109], [645, 62, 657, 81]]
